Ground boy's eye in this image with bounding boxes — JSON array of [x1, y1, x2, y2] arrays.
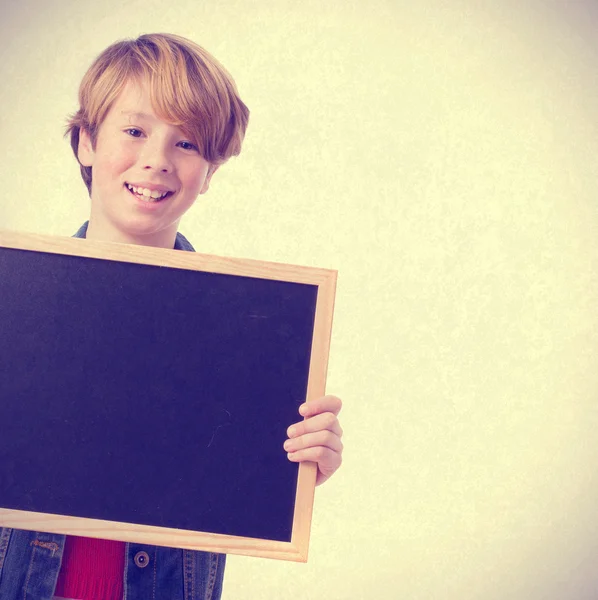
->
[[124, 128, 143, 137], [178, 141, 198, 151]]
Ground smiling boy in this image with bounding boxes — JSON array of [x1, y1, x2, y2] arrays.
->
[[0, 33, 343, 600], [77, 82, 218, 248]]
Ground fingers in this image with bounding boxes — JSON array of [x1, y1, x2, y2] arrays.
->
[[284, 429, 343, 455], [286, 445, 343, 486], [285, 394, 344, 486], [286, 445, 341, 467], [287, 411, 343, 439], [298, 394, 342, 418]]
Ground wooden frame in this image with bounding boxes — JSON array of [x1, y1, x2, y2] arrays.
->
[[0, 230, 337, 562]]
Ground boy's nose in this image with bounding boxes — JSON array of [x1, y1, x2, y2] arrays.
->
[[140, 143, 174, 173]]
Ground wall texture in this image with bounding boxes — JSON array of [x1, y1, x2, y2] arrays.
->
[[2, 1, 598, 598]]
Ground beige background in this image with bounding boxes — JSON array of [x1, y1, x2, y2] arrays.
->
[[2, 1, 598, 598]]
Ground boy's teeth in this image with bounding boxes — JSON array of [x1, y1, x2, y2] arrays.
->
[[127, 184, 169, 199]]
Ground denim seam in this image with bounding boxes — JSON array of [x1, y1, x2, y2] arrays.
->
[[123, 542, 130, 600], [0, 528, 12, 575], [206, 553, 219, 600], [29, 540, 59, 556], [152, 547, 157, 600], [23, 544, 38, 600], [183, 549, 194, 600]]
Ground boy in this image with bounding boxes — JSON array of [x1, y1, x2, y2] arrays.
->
[[0, 33, 343, 600]]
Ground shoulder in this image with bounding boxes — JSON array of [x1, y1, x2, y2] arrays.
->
[[174, 231, 196, 252], [72, 221, 89, 239]]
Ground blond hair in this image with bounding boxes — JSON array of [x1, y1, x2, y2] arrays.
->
[[65, 33, 249, 194]]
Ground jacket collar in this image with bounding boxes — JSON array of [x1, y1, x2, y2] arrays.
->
[[72, 221, 195, 252]]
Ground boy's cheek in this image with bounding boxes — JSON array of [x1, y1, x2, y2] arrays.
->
[[101, 153, 139, 181]]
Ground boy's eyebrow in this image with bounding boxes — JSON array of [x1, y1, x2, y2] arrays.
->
[[120, 110, 155, 121], [118, 110, 191, 137]]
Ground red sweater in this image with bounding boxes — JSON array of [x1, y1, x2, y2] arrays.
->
[[54, 536, 125, 600]]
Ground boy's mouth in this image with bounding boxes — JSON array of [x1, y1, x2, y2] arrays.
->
[[125, 183, 174, 203]]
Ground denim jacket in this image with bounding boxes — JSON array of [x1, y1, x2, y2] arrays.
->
[[0, 222, 226, 600]]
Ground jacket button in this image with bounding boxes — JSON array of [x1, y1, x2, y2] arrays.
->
[[134, 551, 150, 568]]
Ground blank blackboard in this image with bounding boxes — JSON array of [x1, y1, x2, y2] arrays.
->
[[0, 231, 336, 561]]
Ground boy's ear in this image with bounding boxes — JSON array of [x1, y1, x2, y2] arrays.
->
[[199, 164, 220, 195], [78, 127, 95, 167]]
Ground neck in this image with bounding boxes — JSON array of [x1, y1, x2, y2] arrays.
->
[[85, 218, 178, 249]]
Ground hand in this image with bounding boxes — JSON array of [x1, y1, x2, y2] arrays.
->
[[284, 395, 343, 486]]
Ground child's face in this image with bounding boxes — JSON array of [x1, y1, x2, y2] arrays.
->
[[78, 78, 217, 247]]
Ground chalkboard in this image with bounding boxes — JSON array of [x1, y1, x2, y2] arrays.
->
[[0, 231, 336, 561]]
